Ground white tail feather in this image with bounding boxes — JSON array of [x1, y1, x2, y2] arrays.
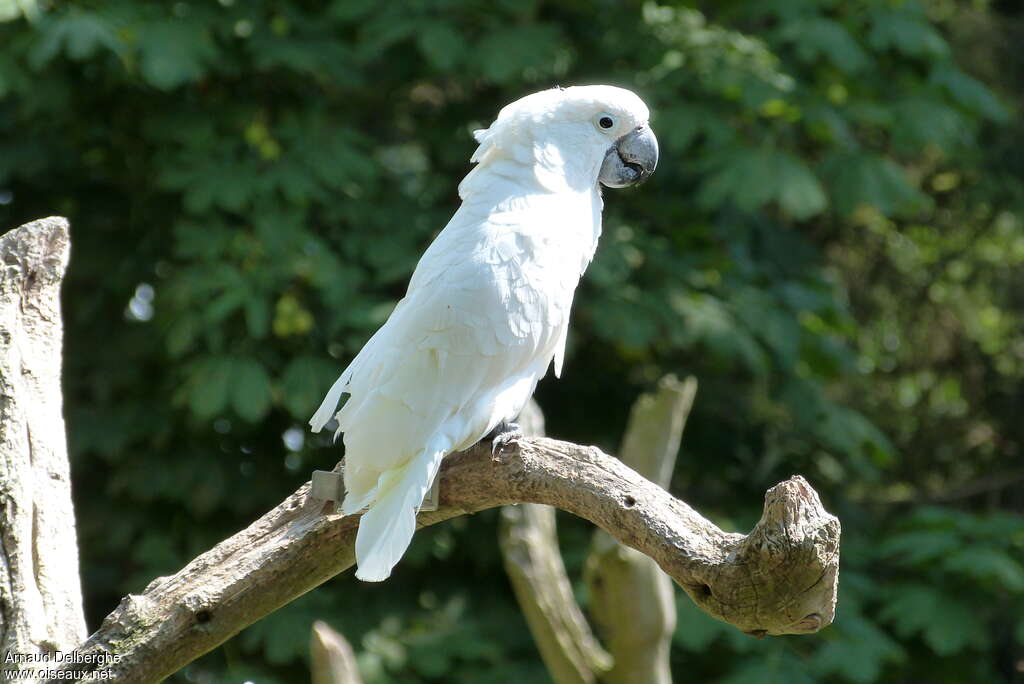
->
[[310, 371, 351, 433], [353, 443, 446, 582], [340, 477, 378, 516]]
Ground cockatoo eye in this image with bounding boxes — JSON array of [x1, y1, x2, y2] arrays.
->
[[596, 113, 617, 132]]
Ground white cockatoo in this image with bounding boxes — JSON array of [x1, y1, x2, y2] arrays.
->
[[310, 85, 658, 581]]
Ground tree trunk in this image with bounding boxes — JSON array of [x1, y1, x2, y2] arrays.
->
[[0, 218, 86, 671]]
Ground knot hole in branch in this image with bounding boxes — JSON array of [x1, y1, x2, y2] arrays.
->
[[690, 583, 713, 599]]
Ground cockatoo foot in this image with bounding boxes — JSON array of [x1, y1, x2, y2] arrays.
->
[[488, 420, 523, 462]]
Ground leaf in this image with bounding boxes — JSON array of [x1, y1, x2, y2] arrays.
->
[[205, 288, 246, 325], [231, 358, 273, 422], [891, 98, 969, 154], [812, 609, 905, 682], [657, 104, 711, 152], [355, 15, 419, 61], [673, 594, 729, 651], [476, 25, 564, 83], [733, 288, 800, 365], [250, 35, 351, 79], [825, 404, 894, 466], [778, 279, 834, 313], [136, 21, 217, 90], [698, 149, 771, 213], [931, 63, 1009, 121], [781, 378, 893, 465], [409, 644, 450, 678], [777, 154, 828, 219], [278, 116, 376, 193], [822, 152, 930, 217], [163, 160, 261, 214], [697, 148, 826, 219], [245, 297, 270, 339], [166, 315, 200, 358], [868, 11, 949, 60], [670, 291, 770, 374], [280, 356, 341, 421], [417, 22, 463, 71], [943, 546, 1024, 592], [963, 512, 1024, 541], [781, 17, 870, 73], [804, 105, 856, 147], [188, 356, 232, 418], [879, 584, 985, 655], [29, 9, 123, 67], [877, 529, 960, 566], [719, 651, 817, 684], [328, 0, 377, 22]]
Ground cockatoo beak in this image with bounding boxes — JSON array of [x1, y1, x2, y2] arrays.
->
[[598, 124, 659, 188]]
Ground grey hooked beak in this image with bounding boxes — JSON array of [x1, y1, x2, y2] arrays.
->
[[599, 124, 659, 188]]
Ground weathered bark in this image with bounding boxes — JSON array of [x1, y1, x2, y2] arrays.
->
[[310, 621, 363, 684], [500, 504, 613, 684], [613, 375, 697, 489], [0, 218, 86, 668], [499, 400, 612, 684], [585, 375, 697, 684], [46, 435, 838, 683]]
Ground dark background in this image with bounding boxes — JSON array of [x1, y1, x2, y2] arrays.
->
[[2, 0, 1023, 681]]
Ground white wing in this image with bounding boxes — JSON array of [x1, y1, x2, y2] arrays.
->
[[311, 194, 588, 581]]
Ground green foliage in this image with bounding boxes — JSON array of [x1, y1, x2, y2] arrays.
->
[[1, 0, 1022, 681], [697, 147, 827, 219]]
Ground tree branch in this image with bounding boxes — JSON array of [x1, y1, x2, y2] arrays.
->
[[310, 620, 363, 684], [51, 436, 839, 682], [585, 374, 697, 684], [499, 400, 612, 684], [500, 503, 612, 684]]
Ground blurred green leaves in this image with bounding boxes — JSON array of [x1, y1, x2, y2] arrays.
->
[[184, 355, 272, 422], [781, 17, 870, 74], [136, 20, 217, 90], [879, 585, 985, 656], [697, 147, 826, 219], [280, 355, 339, 420], [867, 6, 950, 60], [931, 62, 1009, 122], [29, 8, 122, 65], [476, 25, 565, 83], [823, 153, 930, 217], [1, 0, 1021, 682]]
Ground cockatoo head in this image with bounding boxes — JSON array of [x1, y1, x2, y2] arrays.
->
[[465, 85, 658, 195]]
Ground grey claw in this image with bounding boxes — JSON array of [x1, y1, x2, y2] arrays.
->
[[488, 421, 523, 459]]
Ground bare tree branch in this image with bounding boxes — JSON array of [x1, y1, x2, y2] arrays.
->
[[1, 218, 86, 671], [500, 503, 612, 684], [48, 434, 839, 683], [499, 401, 610, 684], [499, 399, 612, 684], [585, 374, 697, 684], [615, 374, 697, 489], [499, 375, 698, 684], [310, 621, 363, 684]]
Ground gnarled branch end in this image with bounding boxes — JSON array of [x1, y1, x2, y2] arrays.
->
[[681, 475, 840, 637]]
